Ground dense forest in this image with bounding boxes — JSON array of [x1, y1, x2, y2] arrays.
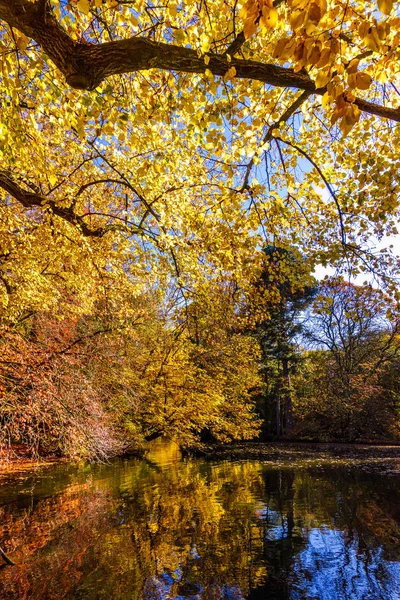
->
[[2, 250, 399, 459], [1, 0, 400, 459]]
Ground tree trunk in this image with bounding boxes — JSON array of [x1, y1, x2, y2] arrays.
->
[[282, 358, 293, 434], [276, 392, 281, 440]]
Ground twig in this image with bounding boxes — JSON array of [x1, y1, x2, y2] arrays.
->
[[0, 546, 15, 566]]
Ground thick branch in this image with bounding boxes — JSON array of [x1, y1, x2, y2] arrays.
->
[[1, 0, 399, 122], [0, 170, 107, 237]]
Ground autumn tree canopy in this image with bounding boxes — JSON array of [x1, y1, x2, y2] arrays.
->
[[0, 0, 399, 313], [1, 1, 400, 456]]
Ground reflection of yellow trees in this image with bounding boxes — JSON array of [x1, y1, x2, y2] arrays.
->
[[0, 459, 266, 599], [0, 489, 115, 598], [0, 457, 399, 599]]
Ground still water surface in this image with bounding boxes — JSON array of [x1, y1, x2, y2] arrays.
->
[[0, 442, 399, 599]]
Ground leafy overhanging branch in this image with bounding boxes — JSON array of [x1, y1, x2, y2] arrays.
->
[[0, 170, 120, 237], [0, 0, 399, 123]]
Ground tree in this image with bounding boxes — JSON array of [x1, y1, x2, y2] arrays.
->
[[1, 1, 400, 455], [299, 277, 400, 439], [0, 1, 398, 120], [0, 274, 263, 458], [0, 0, 400, 301], [252, 246, 316, 437], [307, 277, 398, 390]]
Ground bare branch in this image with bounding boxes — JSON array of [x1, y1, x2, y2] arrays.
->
[[274, 137, 347, 245], [240, 89, 311, 192]]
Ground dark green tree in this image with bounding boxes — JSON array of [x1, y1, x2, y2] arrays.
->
[[254, 246, 317, 438]]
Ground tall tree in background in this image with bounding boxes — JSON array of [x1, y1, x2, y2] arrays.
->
[[253, 246, 316, 438]]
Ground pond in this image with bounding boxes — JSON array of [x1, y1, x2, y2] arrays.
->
[[0, 441, 399, 599]]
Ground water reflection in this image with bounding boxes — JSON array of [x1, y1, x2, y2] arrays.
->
[[0, 445, 399, 599]]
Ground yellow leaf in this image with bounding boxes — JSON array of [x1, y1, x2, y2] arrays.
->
[[15, 34, 29, 52], [225, 66, 237, 80], [201, 35, 211, 53], [347, 72, 357, 89], [355, 71, 372, 90], [321, 91, 332, 108], [290, 0, 309, 9], [168, 3, 177, 18], [377, 0, 393, 15], [339, 104, 360, 136], [364, 28, 381, 52], [308, 2, 322, 23], [315, 47, 331, 69], [290, 9, 306, 30], [260, 8, 278, 30], [377, 21, 390, 40], [315, 69, 331, 89], [308, 44, 321, 66], [346, 58, 360, 74], [274, 37, 296, 61], [243, 18, 258, 39], [77, 0, 90, 15]]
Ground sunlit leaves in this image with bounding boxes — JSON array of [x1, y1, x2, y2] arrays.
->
[[377, 0, 394, 15], [240, 0, 278, 38]]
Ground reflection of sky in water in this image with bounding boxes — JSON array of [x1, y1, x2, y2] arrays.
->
[[143, 507, 400, 600], [143, 560, 246, 600], [291, 528, 400, 600], [1, 454, 399, 600]]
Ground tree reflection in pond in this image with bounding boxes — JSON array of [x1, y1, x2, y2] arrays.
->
[[0, 449, 399, 599]]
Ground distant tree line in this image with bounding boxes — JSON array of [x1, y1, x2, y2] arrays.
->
[[1, 247, 399, 460], [254, 252, 400, 442]]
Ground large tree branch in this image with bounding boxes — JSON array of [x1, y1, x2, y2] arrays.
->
[[0, 170, 112, 237], [1, 0, 399, 123]]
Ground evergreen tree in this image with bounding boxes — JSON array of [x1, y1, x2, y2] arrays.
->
[[254, 246, 316, 438]]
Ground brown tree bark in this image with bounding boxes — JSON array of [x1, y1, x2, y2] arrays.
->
[[0, 1, 399, 123]]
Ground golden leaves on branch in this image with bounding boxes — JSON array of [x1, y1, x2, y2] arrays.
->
[[348, 71, 372, 91], [239, 0, 278, 39], [331, 95, 361, 136], [270, 1, 395, 135], [74, 0, 118, 15], [76, 0, 90, 14], [273, 34, 339, 78], [287, 0, 327, 34], [358, 19, 391, 52], [345, 57, 372, 92]]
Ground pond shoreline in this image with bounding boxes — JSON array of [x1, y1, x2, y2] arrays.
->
[[186, 440, 400, 462], [1, 440, 400, 476]]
